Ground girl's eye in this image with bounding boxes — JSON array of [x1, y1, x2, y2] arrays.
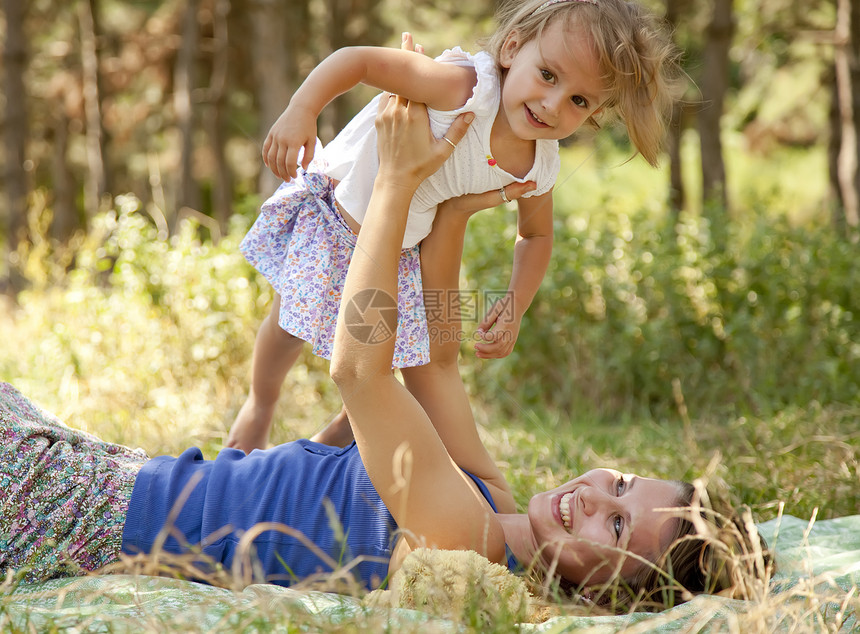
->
[[571, 95, 588, 108], [613, 515, 624, 539], [540, 69, 554, 82], [615, 476, 626, 496]]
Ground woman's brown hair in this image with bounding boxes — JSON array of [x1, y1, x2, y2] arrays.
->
[[618, 481, 773, 610]]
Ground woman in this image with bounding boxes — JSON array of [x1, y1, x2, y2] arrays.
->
[[322, 94, 728, 599], [0, 95, 763, 608]]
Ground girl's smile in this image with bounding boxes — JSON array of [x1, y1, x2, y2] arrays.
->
[[525, 105, 551, 128]]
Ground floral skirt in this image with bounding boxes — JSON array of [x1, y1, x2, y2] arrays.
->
[[0, 383, 150, 583], [240, 164, 430, 368]]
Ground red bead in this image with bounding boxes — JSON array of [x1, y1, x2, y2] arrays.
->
[[487, 158, 497, 166]]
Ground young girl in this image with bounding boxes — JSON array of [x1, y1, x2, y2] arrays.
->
[[230, 0, 680, 451]]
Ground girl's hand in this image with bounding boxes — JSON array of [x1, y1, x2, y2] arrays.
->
[[262, 103, 318, 182], [475, 303, 521, 359]]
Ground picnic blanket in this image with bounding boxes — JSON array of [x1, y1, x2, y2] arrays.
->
[[2, 514, 858, 632]]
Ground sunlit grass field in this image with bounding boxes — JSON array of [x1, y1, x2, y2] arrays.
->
[[1, 137, 858, 629]]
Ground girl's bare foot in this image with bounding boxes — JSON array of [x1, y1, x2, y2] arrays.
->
[[310, 407, 355, 447]]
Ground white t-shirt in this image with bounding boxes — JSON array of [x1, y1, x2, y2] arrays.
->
[[322, 48, 561, 249]]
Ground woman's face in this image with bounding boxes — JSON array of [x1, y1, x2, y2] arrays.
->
[[527, 468, 684, 585]]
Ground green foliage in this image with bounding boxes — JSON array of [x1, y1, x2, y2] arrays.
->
[[0, 170, 858, 631], [0, 196, 338, 456], [459, 151, 859, 424], [483, 402, 859, 522], [700, 405, 860, 519]]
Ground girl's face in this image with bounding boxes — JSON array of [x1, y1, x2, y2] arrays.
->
[[527, 468, 683, 585], [498, 19, 606, 142]]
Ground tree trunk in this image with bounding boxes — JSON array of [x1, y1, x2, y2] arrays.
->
[[207, 0, 232, 233], [698, 0, 733, 212], [828, 67, 845, 230], [249, 0, 298, 196], [321, 0, 348, 143], [174, 0, 201, 224], [323, 0, 387, 138], [668, 103, 685, 215], [2, 0, 29, 254], [50, 110, 78, 241], [78, 0, 108, 217], [834, 0, 860, 235], [664, 0, 687, 216]]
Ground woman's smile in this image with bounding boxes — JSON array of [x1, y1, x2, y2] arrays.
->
[[559, 491, 575, 529]]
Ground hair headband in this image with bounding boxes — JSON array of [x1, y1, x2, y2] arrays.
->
[[532, 0, 597, 15]]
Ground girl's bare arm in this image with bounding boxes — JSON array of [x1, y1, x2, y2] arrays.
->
[[474, 192, 553, 358], [264, 45, 477, 181]]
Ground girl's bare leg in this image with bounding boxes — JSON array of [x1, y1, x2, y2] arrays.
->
[[228, 294, 304, 452]]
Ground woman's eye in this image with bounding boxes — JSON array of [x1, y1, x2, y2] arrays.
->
[[616, 476, 626, 496], [614, 515, 624, 539], [540, 69, 554, 82]]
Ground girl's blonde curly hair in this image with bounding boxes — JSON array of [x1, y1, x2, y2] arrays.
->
[[484, 0, 685, 166]]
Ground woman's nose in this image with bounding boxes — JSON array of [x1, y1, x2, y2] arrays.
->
[[580, 486, 611, 516]]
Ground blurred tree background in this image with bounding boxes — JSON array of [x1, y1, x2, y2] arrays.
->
[[3, 0, 856, 250], [1, 0, 859, 447]]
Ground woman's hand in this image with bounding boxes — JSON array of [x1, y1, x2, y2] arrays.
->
[[436, 181, 537, 220], [372, 32, 473, 189], [374, 95, 473, 188]]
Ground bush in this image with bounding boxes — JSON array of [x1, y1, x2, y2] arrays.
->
[[1, 182, 857, 523], [0, 195, 339, 455], [459, 178, 859, 422]]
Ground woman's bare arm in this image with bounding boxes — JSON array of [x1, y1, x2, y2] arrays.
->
[[330, 98, 506, 561]]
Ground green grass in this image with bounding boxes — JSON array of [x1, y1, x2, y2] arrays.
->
[[0, 141, 858, 628]]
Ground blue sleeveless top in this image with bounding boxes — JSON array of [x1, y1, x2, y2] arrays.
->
[[121, 440, 505, 589]]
